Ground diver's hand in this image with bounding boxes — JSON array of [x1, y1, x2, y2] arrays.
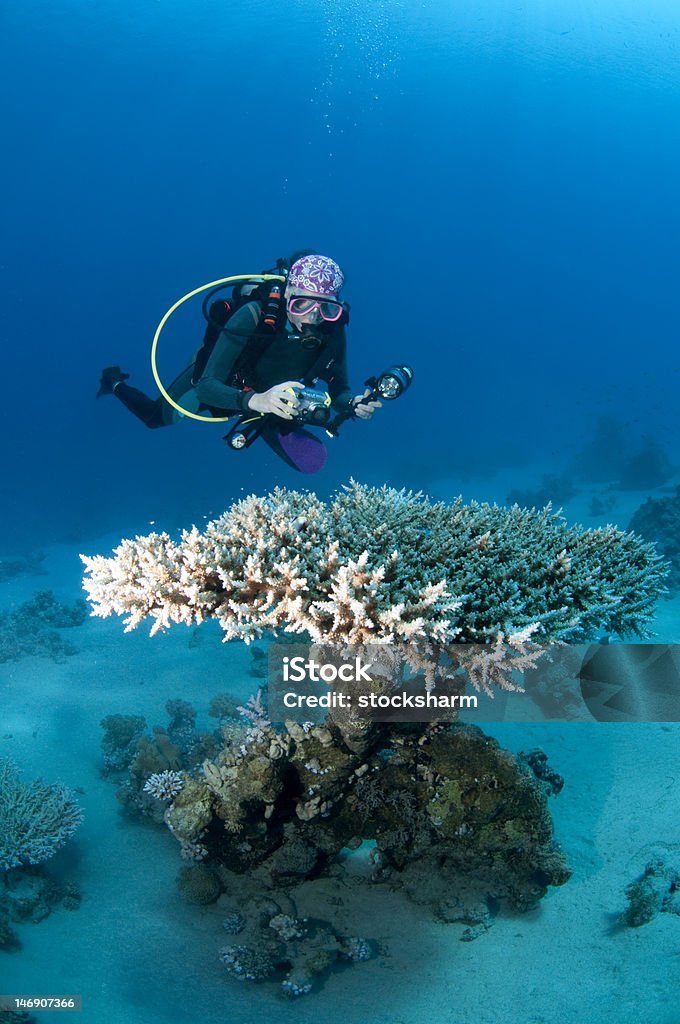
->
[[247, 381, 304, 420], [353, 389, 382, 420]]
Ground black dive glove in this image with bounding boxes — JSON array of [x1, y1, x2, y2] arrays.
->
[[97, 366, 130, 398]]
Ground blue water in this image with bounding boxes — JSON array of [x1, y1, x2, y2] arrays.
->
[[2, 0, 679, 544], [2, 1, 680, 1022]]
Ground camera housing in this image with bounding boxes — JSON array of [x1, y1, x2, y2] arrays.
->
[[291, 386, 332, 425]]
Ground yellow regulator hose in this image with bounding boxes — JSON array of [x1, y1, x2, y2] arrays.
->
[[150, 274, 285, 422]]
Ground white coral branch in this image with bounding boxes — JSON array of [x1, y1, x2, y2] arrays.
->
[[81, 482, 666, 696]]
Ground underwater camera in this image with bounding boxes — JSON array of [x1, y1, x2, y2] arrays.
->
[[223, 385, 332, 450], [290, 385, 332, 425], [224, 364, 413, 451]]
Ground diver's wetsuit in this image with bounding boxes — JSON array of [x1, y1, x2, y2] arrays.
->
[[112, 365, 195, 428], [196, 302, 353, 411], [111, 300, 354, 469]]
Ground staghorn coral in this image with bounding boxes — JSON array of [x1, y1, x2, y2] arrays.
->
[[0, 759, 84, 872], [81, 483, 666, 696]]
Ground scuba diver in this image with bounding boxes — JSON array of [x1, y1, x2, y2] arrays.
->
[[97, 252, 410, 473]]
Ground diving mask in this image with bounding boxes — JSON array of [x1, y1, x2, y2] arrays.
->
[[287, 295, 344, 322]]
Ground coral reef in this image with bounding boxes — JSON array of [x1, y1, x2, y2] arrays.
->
[[1, 868, 81, 935], [0, 759, 84, 872], [622, 857, 680, 927], [570, 416, 629, 483], [628, 485, 680, 590], [588, 492, 617, 519], [165, 699, 197, 752], [0, 590, 87, 664], [82, 484, 666, 693], [618, 436, 674, 490], [101, 702, 219, 824], [103, 697, 571, 932], [571, 417, 675, 489], [208, 693, 243, 723], [1, 861, 82, 958], [218, 892, 373, 997], [162, 717, 570, 922], [17, 591, 87, 629], [84, 484, 671, 993], [97, 678, 574, 999], [101, 697, 570, 951], [100, 714, 147, 775]]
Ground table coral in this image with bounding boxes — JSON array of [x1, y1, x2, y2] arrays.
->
[[81, 483, 665, 651]]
